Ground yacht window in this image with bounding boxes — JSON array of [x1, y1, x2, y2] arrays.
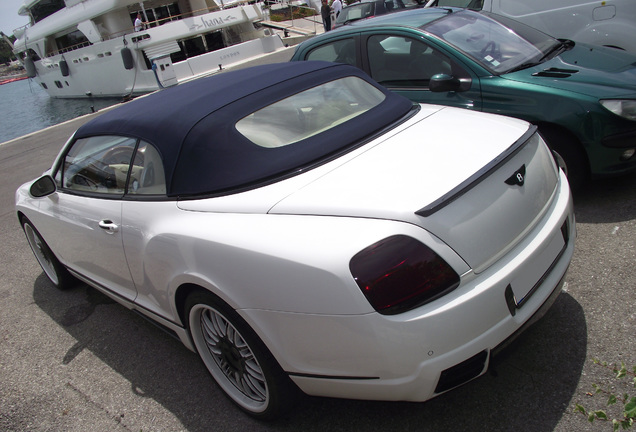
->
[[130, 2, 182, 28], [55, 30, 90, 53], [30, 0, 65, 23]]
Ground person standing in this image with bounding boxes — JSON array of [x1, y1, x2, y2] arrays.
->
[[332, 0, 343, 18], [134, 12, 144, 31], [321, 0, 332, 32]]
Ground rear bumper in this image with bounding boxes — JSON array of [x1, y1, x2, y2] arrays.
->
[[247, 171, 575, 402]]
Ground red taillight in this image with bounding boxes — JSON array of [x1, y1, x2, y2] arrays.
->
[[349, 235, 460, 315]]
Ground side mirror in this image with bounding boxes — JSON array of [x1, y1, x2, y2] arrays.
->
[[30, 175, 57, 197], [429, 74, 461, 93]]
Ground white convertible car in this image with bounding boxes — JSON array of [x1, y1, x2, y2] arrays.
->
[[16, 61, 575, 419]]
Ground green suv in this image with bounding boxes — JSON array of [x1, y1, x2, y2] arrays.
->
[[291, 8, 636, 188]]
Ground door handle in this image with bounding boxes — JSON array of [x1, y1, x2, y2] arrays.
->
[[98, 220, 119, 234]]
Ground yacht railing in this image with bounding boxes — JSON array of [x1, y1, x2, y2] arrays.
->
[[263, 3, 318, 35], [56, 41, 92, 55], [18, 1, 291, 60], [38, 2, 265, 59], [106, 2, 262, 39], [12, 23, 30, 38]]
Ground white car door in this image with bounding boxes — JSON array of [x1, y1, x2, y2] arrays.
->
[[36, 135, 140, 300], [39, 194, 136, 300]]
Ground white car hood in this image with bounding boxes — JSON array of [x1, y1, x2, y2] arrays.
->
[[269, 106, 559, 271]]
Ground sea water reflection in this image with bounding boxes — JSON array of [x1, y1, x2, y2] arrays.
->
[[0, 78, 121, 144]]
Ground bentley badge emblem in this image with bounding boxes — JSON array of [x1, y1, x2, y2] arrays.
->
[[505, 165, 526, 186]]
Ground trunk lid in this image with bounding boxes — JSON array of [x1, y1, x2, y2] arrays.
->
[[270, 106, 559, 271]]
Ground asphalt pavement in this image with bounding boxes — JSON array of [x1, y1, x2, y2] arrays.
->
[[0, 55, 634, 431]]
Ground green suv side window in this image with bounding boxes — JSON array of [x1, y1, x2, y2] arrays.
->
[[367, 35, 452, 88], [305, 38, 357, 67]]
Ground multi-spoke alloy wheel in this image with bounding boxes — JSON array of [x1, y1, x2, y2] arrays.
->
[[21, 218, 75, 289], [186, 292, 295, 419], [199, 304, 267, 404]]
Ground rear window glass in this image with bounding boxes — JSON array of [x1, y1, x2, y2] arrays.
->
[[236, 77, 386, 148], [337, 3, 376, 24]]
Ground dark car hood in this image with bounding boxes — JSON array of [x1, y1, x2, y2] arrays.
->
[[503, 43, 636, 97]]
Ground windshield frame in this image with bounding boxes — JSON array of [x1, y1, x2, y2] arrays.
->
[[422, 10, 561, 74]]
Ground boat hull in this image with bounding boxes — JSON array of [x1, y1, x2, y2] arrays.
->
[[13, 2, 286, 98], [29, 35, 284, 98]]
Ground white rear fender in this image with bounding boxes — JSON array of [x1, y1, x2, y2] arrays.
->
[[121, 206, 469, 320]]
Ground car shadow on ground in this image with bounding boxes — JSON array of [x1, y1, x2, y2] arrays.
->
[[573, 171, 636, 224], [32, 271, 587, 431]]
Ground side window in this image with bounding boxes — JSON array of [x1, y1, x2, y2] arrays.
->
[[306, 38, 357, 67], [60, 135, 137, 194], [127, 141, 166, 195], [367, 35, 452, 88]]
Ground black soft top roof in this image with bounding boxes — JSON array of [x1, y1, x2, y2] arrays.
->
[[74, 61, 413, 197]]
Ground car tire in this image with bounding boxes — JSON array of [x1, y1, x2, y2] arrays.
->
[[538, 125, 588, 191], [185, 291, 297, 419], [21, 217, 76, 290]]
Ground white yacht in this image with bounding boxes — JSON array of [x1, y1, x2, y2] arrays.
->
[[12, 0, 286, 98]]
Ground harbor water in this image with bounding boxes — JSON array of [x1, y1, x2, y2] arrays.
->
[[0, 78, 121, 145]]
